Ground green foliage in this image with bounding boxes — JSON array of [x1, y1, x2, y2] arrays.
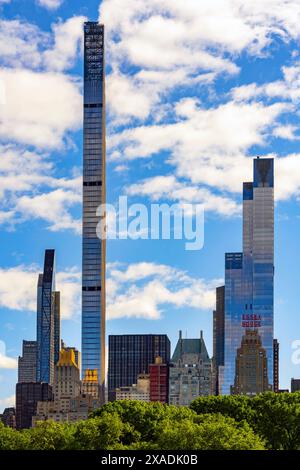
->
[[2, 393, 300, 450], [191, 392, 300, 450]]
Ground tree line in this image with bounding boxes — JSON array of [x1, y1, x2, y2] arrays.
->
[[1, 392, 300, 450]]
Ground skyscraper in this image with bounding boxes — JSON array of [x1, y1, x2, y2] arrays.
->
[[108, 335, 171, 401], [16, 382, 53, 429], [222, 157, 274, 395], [82, 22, 106, 396], [18, 340, 37, 383], [169, 331, 212, 406], [36, 249, 60, 385], [213, 285, 225, 394]]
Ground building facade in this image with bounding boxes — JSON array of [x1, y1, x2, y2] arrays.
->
[[213, 285, 225, 394], [82, 22, 106, 399], [150, 356, 169, 404], [16, 382, 53, 429], [273, 339, 279, 393], [108, 334, 171, 401], [169, 331, 212, 406], [33, 348, 99, 426], [291, 378, 300, 392], [115, 374, 150, 402], [222, 158, 274, 395], [18, 340, 37, 383], [36, 250, 60, 385]]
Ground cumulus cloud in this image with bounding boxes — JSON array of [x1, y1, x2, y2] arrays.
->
[[0, 68, 82, 148], [100, 0, 300, 122], [107, 262, 221, 320], [0, 265, 81, 320], [127, 175, 240, 216], [110, 98, 289, 195], [0, 145, 81, 232]]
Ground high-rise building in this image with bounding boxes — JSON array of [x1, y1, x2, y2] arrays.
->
[[150, 356, 169, 404], [291, 378, 300, 393], [16, 382, 52, 429], [18, 340, 37, 383], [222, 158, 274, 395], [273, 339, 279, 393], [82, 22, 106, 398], [54, 348, 81, 400], [169, 331, 213, 406], [213, 285, 225, 394], [36, 250, 60, 385], [115, 374, 150, 402], [108, 334, 171, 401], [231, 329, 271, 395]]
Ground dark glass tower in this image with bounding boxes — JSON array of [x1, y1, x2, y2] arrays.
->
[[221, 158, 274, 395], [108, 335, 171, 401], [18, 341, 37, 383], [82, 22, 106, 393], [213, 285, 225, 394], [36, 249, 60, 385]]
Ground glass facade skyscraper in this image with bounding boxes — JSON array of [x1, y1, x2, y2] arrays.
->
[[82, 22, 106, 393], [222, 157, 274, 395], [36, 249, 60, 385]]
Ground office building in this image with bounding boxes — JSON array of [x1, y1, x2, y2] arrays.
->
[[36, 250, 60, 385], [16, 382, 52, 429], [273, 339, 279, 393], [291, 378, 300, 393], [108, 334, 171, 401], [169, 331, 213, 406], [18, 340, 37, 383], [150, 356, 169, 404], [213, 285, 225, 394], [82, 21, 106, 399], [222, 158, 274, 395], [82, 369, 100, 400], [61, 341, 81, 370], [231, 329, 271, 395], [115, 374, 150, 402]]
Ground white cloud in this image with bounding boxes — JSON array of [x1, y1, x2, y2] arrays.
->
[[0, 341, 17, 369], [273, 125, 299, 140], [37, 0, 64, 9], [44, 16, 87, 72], [127, 175, 240, 216], [107, 262, 221, 320], [0, 145, 82, 232], [100, 0, 300, 122], [110, 98, 289, 195], [0, 68, 82, 148], [0, 265, 81, 320]]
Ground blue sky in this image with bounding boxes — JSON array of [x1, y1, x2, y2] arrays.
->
[[1, 0, 300, 409]]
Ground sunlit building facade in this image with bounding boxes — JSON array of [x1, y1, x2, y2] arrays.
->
[[82, 22, 106, 399], [222, 158, 274, 395]]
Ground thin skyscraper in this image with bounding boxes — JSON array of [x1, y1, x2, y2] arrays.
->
[[36, 249, 60, 385], [82, 22, 106, 395]]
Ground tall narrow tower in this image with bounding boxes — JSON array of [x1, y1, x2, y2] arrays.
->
[[36, 249, 60, 385], [82, 22, 106, 397]]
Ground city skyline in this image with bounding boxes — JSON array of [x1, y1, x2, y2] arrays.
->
[[2, 0, 300, 410]]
